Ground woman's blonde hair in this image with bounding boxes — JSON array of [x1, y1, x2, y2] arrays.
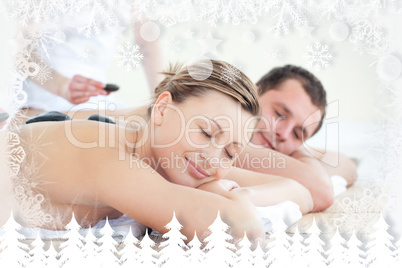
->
[[149, 59, 260, 116]]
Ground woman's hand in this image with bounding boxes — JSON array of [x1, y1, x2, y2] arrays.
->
[[196, 179, 255, 202], [196, 179, 240, 196], [195, 179, 264, 240]]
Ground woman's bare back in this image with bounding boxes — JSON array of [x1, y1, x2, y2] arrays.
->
[[11, 118, 265, 241], [15, 120, 136, 229]]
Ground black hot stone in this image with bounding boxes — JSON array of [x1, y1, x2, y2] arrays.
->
[[26, 111, 72, 124], [104, 84, 120, 92], [87, 114, 116, 124]]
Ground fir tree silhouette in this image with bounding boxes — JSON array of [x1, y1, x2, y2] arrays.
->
[[158, 212, 188, 267], [326, 228, 348, 267], [97, 217, 120, 267], [81, 226, 101, 267], [203, 211, 237, 267], [288, 226, 308, 267], [265, 218, 291, 267], [365, 213, 395, 267], [137, 229, 159, 267], [46, 241, 60, 267], [184, 231, 205, 267], [303, 216, 326, 267], [119, 226, 141, 267], [345, 230, 366, 267], [29, 231, 47, 267], [252, 240, 267, 268], [234, 232, 254, 267], [393, 235, 402, 267], [58, 213, 85, 268], [0, 212, 30, 268]]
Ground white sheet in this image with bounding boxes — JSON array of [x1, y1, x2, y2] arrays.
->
[[17, 173, 348, 242], [18, 215, 146, 242], [17, 201, 302, 241]]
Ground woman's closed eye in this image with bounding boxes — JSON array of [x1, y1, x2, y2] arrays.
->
[[225, 149, 233, 160], [293, 129, 301, 140], [201, 128, 212, 139], [275, 110, 286, 120]]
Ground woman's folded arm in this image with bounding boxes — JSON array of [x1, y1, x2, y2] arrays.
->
[[90, 150, 264, 242]]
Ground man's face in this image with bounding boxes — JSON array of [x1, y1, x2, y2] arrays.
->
[[251, 79, 322, 155]]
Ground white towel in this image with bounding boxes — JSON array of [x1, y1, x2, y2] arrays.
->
[[151, 201, 303, 237], [330, 175, 348, 197], [256, 175, 348, 235], [256, 201, 303, 235]]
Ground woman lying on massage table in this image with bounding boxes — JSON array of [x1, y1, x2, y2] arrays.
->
[[22, 66, 357, 213], [14, 60, 312, 242]]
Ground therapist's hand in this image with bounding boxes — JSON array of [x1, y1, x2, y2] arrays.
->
[[64, 75, 108, 104]]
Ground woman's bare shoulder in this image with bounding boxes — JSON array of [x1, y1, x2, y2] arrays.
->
[[20, 120, 139, 153]]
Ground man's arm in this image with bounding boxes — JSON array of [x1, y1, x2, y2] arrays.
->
[[300, 147, 358, 187], [235, 144, 334, 212]]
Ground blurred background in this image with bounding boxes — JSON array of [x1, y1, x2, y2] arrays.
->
[[110, 18, 382, 123]]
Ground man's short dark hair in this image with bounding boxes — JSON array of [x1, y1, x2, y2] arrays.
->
[[256, 65, 327, 135]]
